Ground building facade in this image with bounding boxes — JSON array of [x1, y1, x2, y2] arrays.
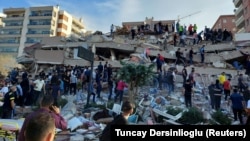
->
[[211, 15, 236, 35], [0, 6, 85, 57], [233, 0, 250, 33], [0, 13, 6, 27]]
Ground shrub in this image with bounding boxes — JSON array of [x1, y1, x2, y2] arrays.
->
[[211, 110, 232, 125], [166, 107, 182, 116], [178, 107, 205, 125]]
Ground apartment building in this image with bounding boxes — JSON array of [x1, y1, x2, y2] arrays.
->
[[0, 13, 6, 27], [211, 15, 236, 35], [233, 0, 250, 33], [0, 5, 85, 57]]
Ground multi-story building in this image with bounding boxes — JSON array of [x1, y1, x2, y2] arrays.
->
[[233, 0, 250, 33], [0, 5, 85, 57], [0, 13, 6, 27], [211, 15, 237, 35]]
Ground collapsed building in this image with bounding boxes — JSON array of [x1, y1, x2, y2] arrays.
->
[[5, 29, 249, 140]]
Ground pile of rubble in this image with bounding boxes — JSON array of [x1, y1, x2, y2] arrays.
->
[[9, 30, 250, 140]]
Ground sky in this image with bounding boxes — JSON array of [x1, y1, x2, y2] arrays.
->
[[0, 0, 235, 33]]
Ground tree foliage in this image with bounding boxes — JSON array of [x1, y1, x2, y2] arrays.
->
[[117, 61, 156, 102], [0, 54, 22, 77]]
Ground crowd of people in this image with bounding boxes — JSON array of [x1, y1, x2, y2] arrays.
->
[[154, 51, 250, 125], [0, 62, 134, 140], [0, 60, 131, 117]]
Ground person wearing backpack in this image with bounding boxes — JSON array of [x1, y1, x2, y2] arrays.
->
[[200, 44, 205, 63]]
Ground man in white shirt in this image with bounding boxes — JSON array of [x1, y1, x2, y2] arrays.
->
[[33, 76, 45, 106], [0, 82, 9, 96]]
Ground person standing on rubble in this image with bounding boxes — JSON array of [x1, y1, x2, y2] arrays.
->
[[200, 44, 205, 63], [108, 76, 114, 100], [208, 81, 215, 109], [166, 69, 175, 95], [156, 54, 164, 72], [189, 47, 194, 65], [110, 24, 114, 37], [218, 72, 226, 85], [114, 79, 128, 103], [183, 79, 193, 108], [188, 68, 196, 87], [213, 79, 223, 111], [238, 73, 247, 93], [182, 65, 188, 86], [223, 78, 231, 101], [131, 27, 136, 40], [228, 88, 245, 125], [175, 48, 186, 66]]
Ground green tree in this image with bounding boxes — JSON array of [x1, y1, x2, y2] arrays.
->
[[117, 61, 156, 103]]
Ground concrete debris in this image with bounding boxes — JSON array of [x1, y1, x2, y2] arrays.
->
[[9, 31, 250, 140]]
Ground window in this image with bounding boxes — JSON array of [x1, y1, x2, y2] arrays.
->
[[223, 19, 227, 23], [0, 47, 18, 53], [26, 37, 41, 43]]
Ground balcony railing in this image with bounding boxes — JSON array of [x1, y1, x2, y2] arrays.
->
[[235, 15, 244, 28], [233, 0, 241, 7], [0, 41, 20, 44], [29, 13, 52, 17], [5, 23, 23, 26], [235, 4, 243, 17]]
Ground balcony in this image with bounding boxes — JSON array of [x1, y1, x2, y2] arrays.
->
[[235, 15, 245, 29], [0, 40, 20, 44], [4, 16, 24, 21], [233, 0, 242, 8], [237, 27, 246, 33], [235, 4, 243, 17], [4, 22, 23, 27]]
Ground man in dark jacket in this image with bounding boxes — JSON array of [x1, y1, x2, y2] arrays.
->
[[229, 88, 245, 125], [99, 101, 134, 141]]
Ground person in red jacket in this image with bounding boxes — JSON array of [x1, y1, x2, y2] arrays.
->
[[114, 80, 128, 103]]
